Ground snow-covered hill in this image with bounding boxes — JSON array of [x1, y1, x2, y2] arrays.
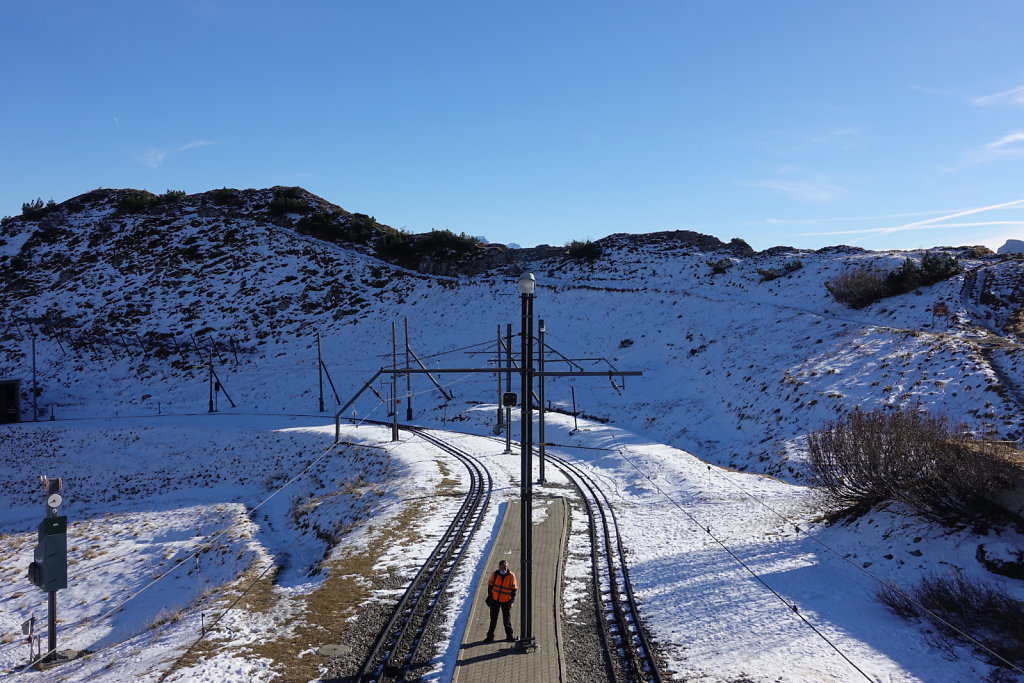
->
[[1, 187, 1023, 681], [2, 188, 1020, 475]]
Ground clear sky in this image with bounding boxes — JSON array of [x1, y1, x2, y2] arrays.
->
[[3, 1, 1023, 252]]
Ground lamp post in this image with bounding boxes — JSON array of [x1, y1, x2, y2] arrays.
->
[[518, 272, 536, 650]]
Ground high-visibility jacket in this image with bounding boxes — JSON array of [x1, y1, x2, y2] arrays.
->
[[488, 570, 518, 604]]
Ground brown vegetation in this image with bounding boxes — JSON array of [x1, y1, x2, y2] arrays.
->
[[807, 407, 1011, 525], [878, 572, 1024, 670]]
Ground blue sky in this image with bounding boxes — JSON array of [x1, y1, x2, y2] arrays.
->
[[2, 1, 1023, 252]]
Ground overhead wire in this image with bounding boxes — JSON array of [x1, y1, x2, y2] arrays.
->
[[411, 338, 496, 362], [594, 421, 1024, 676], [541, 317, 1020, 672], [595, 424, 875, 682], [702, 455, 1024, 674], [155, 500, 317, 682]]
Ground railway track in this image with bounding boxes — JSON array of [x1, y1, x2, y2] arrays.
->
[[350, 421, 660, 681], [544, 450, 663, 683], [353, 425, 492, 683]]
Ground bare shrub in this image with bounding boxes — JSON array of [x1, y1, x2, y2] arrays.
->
[[807, 407, 1010, 525], [877, 581, 919, 620], [565, 239, 603, 261], [148, 606, 185, 630], [825, 267, 886, 308], [877, 572, 1024, 669], [706, 257, 734, 274], [827, 252, 961, 308], [757, 259, 803, 282]]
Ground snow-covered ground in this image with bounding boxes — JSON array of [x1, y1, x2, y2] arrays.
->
[[3, 410, 1020, 681], [1, 190, 1023, 680]]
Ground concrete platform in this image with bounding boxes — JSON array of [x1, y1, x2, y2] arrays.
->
[[453, 496, 569, 683]]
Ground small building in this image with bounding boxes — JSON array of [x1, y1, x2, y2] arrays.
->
[[0, 379, 22, 423]]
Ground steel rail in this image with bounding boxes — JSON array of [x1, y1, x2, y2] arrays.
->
[[545, 452, 663, 683], [355, 425, 491, 682], [346, 419, 659, 681], [396, 427, 492, 680]]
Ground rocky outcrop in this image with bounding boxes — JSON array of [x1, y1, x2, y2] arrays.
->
[[3, 186, 763, 279], [598, 230, 754, 256], [416, 244, 516, 277], [998, 239, 1024, 255]]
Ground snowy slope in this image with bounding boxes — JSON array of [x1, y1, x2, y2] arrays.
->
[[1, 188, 1023, 681]]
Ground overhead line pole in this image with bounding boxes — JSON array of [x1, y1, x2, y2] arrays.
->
[[505, 323, 513, 454], [391, 322, 399, 442], [496, 324, 503, 428], [208, 354, 235, 409], [317, 332, 325, 413], [31, 333, 39, 422], [208, 350, 215, 413], [538, 319, 546, 484], [405, 318, 413, 421]]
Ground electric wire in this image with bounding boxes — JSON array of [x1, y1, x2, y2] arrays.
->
[[346, 373, 481, 425], [154, 521, 303, 682], [34, 430, 370, 670], [343, 369, 488, 426], [539, 305, 1017, 671], [597, 421, 1024, 676], [349, 398, 387, 427], [597, 426, 875, 682], [397, 371, 480, 401], [543, 450, 663, 681], [411, 338, 496, 362], [363, 336, 495, 364], [701, 456, 1024, 675]]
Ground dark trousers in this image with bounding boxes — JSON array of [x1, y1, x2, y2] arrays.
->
[[487, 600, 514, 639]]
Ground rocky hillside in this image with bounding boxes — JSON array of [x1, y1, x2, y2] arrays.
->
[[2, 187, 1022, 479]]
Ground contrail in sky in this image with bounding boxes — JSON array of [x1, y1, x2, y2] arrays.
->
[[798, 198, 1024, 237]]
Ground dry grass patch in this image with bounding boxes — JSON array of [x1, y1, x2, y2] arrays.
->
[[162, 501, 427, 682], [984, 441, 1024, 468], [434, 458, 462, 497]]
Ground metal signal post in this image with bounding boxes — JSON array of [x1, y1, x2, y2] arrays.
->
[[28, 476, 67, 665]]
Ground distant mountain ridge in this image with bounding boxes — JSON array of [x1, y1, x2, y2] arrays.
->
[[3, 187, 771, 279], [6, 186, 1001, 278]]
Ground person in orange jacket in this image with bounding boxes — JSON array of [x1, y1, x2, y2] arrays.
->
[[484, 559, 517, 642]]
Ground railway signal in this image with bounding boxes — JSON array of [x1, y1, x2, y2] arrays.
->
[[27, 476, 68, 665]]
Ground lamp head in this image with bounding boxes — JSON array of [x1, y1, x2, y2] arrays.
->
[[518, 272, 536, 295]]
